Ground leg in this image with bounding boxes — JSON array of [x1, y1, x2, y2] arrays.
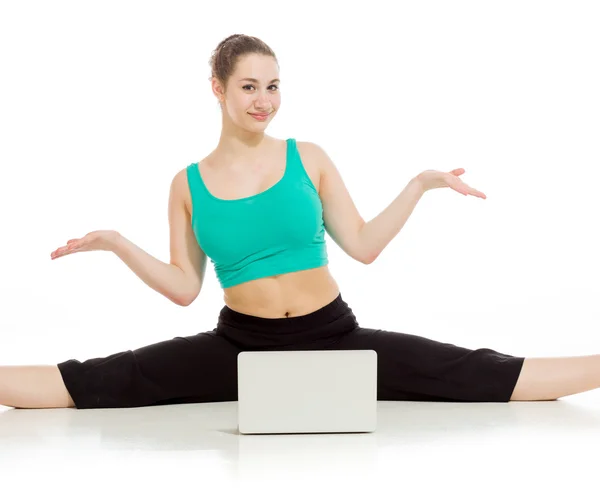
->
[[329, 327, 525, 402], [0, 365, 76, 409], [510, 355, 600, 401], [56, 330, 241, 409], [2, 330, 241, 410]]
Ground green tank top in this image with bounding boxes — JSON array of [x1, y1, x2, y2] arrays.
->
[[186, 138, 328, 289]]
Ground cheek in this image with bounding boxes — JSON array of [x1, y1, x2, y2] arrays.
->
[[240, 96, 257, 110], [228, 99, 249, 116], [268, 99, 281, 113]]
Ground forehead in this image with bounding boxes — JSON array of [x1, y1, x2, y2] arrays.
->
[[234, 53, 279, 79]]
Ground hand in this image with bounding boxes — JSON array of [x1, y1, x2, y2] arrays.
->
[[416, 168, 487, 199], [50, 230, 121, 260]]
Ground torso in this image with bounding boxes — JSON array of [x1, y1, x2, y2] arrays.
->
[[183, 136, 340, 319]]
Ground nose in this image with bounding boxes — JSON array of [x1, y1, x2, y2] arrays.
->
[[255, 91, 272, 109]]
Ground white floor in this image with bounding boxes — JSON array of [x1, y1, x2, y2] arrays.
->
[[2, 393, 600, 494]]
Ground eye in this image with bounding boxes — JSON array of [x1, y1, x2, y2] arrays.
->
[[243, 84, 279, 91]]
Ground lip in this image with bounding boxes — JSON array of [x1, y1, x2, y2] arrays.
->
[[249, 112, 271, 121]]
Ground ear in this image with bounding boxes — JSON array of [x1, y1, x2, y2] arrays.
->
[[211, 77, 226, 101]]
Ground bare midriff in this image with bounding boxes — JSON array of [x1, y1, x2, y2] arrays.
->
[[222, 265, 340, 318]]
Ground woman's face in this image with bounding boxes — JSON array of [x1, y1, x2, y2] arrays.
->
[[214, 53, 281, 130]]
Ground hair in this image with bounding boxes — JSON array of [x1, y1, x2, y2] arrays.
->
[[208, 34, 278, 95]]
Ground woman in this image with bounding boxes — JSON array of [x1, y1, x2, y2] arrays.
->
[[1, 34, 595, 409]]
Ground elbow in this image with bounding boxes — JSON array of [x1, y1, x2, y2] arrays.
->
[[173, 278, 202, 306], [360, 249, 378, 265], [359, 254, 374, 265], [173, 290, 199, 307], [175, 296, 193, 307], [357, 226, 377, 265]]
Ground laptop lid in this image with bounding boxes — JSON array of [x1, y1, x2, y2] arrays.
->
[[237, 349, 377, 434]]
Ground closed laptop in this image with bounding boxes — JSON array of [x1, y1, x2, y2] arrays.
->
[[237, 349, 377, 434]]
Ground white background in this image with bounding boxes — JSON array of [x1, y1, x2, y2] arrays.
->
[[1, 0, 599, 370]]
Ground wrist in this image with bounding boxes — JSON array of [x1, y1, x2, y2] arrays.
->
[[108, 231, 125, 253], [412, 175, 427, 195]]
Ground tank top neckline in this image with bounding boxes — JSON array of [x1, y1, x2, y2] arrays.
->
[[193, 138, 292, 203]]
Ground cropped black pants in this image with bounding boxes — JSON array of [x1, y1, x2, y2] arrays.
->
[[57, 293, 525, 409]]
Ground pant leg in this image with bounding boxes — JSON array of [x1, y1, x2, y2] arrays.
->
[[57, 330, 240, 409], [329, 327, 525, 402]]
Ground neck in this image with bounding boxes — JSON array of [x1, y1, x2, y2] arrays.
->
[[215, 127, 272, 162]]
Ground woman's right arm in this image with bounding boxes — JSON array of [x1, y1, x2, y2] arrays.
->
[[111, 169, 207, 306]]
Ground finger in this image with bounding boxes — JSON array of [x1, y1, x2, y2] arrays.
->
[[468, 187, 486, 199], [450, 178, 468, 193], [454, 178, 482, 198], [452, 183, 472, 196], [53, 245, 78, 257], [51, 248, 67, 258], [52, 249, 75, 260], [52, 240, 77, 257]]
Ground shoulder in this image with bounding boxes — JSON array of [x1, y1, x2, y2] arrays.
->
[[295, 140, 324, 158], [170, 166, 194, 215], [294, 140, 328, 191], [295, 140, 335, 183]]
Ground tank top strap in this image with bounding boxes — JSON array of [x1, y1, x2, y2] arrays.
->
[[285, 137, 305, 179], [186, 162, 208, 204], [285, 137, 316, 191]]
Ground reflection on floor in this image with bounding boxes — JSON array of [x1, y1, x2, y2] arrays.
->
[[1, 394, 600, 492]]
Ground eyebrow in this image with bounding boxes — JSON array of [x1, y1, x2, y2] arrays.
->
[[239, 78, 280, 83]]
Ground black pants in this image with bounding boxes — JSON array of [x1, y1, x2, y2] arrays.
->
[[57, 293, 525, 409]]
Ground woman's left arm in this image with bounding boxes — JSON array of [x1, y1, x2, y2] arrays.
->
[[358, 168, 486, 263]]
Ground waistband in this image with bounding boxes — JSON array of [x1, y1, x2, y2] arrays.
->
[[216, 292, 359, 348]]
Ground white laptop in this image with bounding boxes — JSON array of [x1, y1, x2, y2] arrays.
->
[[237, 349, 377, 434]]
